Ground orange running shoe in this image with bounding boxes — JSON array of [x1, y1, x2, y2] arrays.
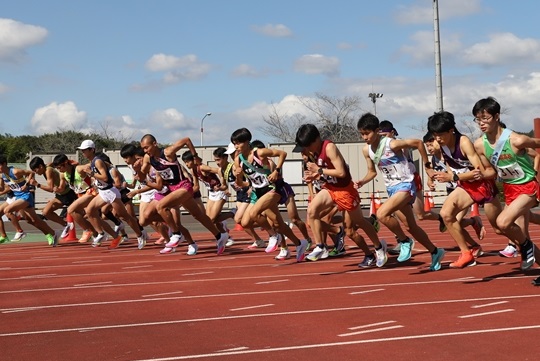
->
[[78, 230, 93, 243], [108, 235, 122, 249], [449, 250, 476, 268]]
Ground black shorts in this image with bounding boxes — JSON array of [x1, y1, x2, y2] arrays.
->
[[120, 188, 132, 204], [236, 187, 250, 203], [55, 189, 78, 206]]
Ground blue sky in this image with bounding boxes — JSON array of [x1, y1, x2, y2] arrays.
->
[[1, 0, 540, 147]]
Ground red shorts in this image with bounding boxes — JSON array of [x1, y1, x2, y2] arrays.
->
[[503, 180, 540, 205], [324, 182, 360, 212], [154, 179, 193, 201], [413, 172, 422, 192], [459, 179, 497, 205]]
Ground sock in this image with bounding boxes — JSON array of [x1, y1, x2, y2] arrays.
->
[[104, 211, 121, 226]]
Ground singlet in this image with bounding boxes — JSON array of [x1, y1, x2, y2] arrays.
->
[[482, 132, 535, 185], [432, 154, 456, 190], [223, 162, 249, 192], [368, 137, 413, 187], [64, 164, 92, 194], [316, 140, 352, 190], [239, 149, 272, 189], [149, 148, 186, 186], [43, 166, 71, 195], [440, 133, 473, 175], [195, 165, 221, 190], [1, 167, 29, 197], [90, 157, 114, 190]]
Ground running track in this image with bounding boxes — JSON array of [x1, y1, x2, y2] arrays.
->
[[1, 214, 539, 361]]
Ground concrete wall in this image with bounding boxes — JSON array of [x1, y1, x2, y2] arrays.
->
[[26, 143, 448, 211]]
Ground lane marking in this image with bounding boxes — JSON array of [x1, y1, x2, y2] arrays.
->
[[256, 279, 289, 285], [129, 324, 540, 360], [182, 271, 214, 276], [73, 281, 113, 287], [349, 288, 384, 295], [20, 274, 57, 279], [349, 320, 396, 330], [142, 291, 184, 298], [471, 301, 509, 309], [338, 325, 404, 337], [123, 265, 153, 270], [459, 309, 514, 318], [230, 304, 274, 312], [216, 347, 249, 352], [72, 260, 103, 264]]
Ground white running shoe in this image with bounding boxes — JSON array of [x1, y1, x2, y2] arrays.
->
[[114, 222, 125, 235], [92, 233, 108, 248], [187, 243, 198, 256], [166, 233, 185, 248], [306, 245, 328, 262], [61, 222, 74, 238], [275, 247, 291, 260], [296, 239, 309, 262], [137, 229, 147, 250], [499, 244, 518, 258], [247, 239, 265, 249], [225, 238, 235, 247], [375, 239, 388, 267], [265, 234, 282, 253], [160, 247, 175, 254], [217, 233, 228, 255], [12, 231, 27, 242]]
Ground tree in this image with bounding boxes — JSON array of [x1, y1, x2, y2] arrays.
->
[[259, 93, 367, 143]]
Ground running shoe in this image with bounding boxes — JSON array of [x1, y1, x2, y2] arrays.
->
[[247, 239, 266, 249], [471, 245, 484, 258], [12, 231, 27, 242], [306, 245, 329, 261], [92, 233, 107, 248], [0, 235, 9, 244], [397, 238, 414, 262], [335, 226, 346, 252], [61, 222, 74, 238], [449, 250, 476, 268], [137, 229, 148, 250], [166, 233, 185, 248], [160, 246, 175, 254], [328, 247, 346, 257], [295, 239, 308, 262], [78, 230, 93, 243], [375, 239, 388, 267], [532, 276, 540, 286], [120, 235, 129, 244], [472, 216, 486, 240], [265, 234, 282, 253], [221, 220, 229, 233], [154, 237, 166, 245], [114, 222, 125, 235], [108, 235, 122, 249], [45, 231, 60, 247], [225, 238, 235, 247], [358, 254, 375, 268], [217, 232, 228, 255], [388, 241, 401, 255], [499, 244, 518, 258], [275, 247, 291, 260], [520, 239, 535, 270], [430, 248, 445, 271], [187, 243, 198, 256]]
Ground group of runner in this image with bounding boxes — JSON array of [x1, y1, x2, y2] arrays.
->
[[0, 96, 539, 285]]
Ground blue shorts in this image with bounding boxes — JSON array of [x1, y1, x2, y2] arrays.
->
[[13, 191, 35, 208], [387, 181, 416, 205]]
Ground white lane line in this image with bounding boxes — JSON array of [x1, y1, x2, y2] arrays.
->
[[72, 260, 103, 264], [338, 325, 404, 337], [130, 324, 540, 361], [31, 256, 60, 259], [349, 288, 384, 295], [182, 271, 214, 276], [348, 321, 396, 330], [123, 265, 153, 270], [230, 304, 274, 312], [459, 309, 514, 318], [73, 281, 113, 287], [208, 257, 236, 262], [216, 347, 249, 352], [256, 279, 289, 285], [471, 301, 509, 309], [20, 274, 57, 279], [142, 291, 183, 298]]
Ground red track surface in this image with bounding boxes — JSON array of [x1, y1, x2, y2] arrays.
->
[[1, 214, 540, 361]]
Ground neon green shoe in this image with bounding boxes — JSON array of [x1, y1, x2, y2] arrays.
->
[[0, 235, 9, 244]]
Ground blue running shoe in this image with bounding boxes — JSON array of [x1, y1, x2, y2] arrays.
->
[[397, 238, 414, 262], [430, 248, 445, 271]]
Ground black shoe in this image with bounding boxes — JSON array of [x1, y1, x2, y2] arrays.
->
[[532, 276, 540, 286], [520, 239, 535, 270]]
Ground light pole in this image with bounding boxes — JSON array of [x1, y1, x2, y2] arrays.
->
[[368, 93, 383, 115], [433, 0, 444, 111], [200, 112, 212, 146]]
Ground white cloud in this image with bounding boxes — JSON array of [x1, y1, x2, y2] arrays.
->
[[462, 33, 540, 66], [146, 53, 198, 72], [294, 54, 340, 76], [395, 0, 482, 25], [140, 53, 212, 87], [149, 108, 193, 131], [231, 64, 261, 78], [30, 101, 88, 134], [0, 18, 48, 63], [251, 24, 293, 38], [398, 30, 462, 67]]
